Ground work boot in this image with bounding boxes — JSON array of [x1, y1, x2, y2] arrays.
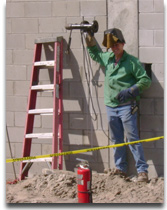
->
[[111, 168, 127, 178], [137, 172, 148, 182]]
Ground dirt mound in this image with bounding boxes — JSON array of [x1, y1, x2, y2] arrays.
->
[[6, 169, 164, 203]]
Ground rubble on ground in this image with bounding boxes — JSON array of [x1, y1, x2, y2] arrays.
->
[[6, 169, 164, 203]]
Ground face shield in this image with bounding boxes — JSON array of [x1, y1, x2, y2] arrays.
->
[[102, 28, 126, 49]]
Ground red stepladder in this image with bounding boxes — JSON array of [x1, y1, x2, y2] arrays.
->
[[19, 37, 63, 180]]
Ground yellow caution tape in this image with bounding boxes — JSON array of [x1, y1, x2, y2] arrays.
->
[[6, 136, 164, 163]]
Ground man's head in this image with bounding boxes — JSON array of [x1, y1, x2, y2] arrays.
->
[[102, 28, 125, 49]]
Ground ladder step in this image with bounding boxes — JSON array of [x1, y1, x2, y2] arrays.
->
[[23, 157, 52, 163], [28, 108, 53, 115], [25, 133, 53, 139], [34, 60, 55, 67], [31, 84, 54, 91]]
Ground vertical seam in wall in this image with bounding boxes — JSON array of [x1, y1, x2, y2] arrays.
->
[[106, 0, 108, 30]]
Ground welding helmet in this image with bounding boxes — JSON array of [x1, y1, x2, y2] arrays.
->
[[102, 28, 126, 49]]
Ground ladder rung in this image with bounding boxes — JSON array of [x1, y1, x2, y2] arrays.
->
[[25, 133, 53, 139], [28, 108, 53, 115], [34, 60, 55, 67], [23, 157, 52, 163], [31, 84, 54, 91]]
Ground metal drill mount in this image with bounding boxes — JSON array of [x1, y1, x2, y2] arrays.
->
[[65, 20, 99, 34]]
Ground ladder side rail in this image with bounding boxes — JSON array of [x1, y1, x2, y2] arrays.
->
[[58, 39, 63, 170], [20, 43, 42, 180], [52, 42, 60, 169]]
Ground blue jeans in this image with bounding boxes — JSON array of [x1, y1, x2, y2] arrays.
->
[[106, 105, 148, 174]]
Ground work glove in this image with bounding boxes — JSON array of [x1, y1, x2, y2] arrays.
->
[[116, 84, 139, 103], [85, 33, 96, 47]]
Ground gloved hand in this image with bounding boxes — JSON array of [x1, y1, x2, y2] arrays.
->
[[116, 85, 139, 103], [85, 33, 96, 47]]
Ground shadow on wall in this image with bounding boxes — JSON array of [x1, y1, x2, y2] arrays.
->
[[139, 67, 164, 177], [60, 39, 110, 172], [127, 64, 164, 177]]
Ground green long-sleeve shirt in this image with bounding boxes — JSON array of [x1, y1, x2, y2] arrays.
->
[[87, 45, 151, 107]]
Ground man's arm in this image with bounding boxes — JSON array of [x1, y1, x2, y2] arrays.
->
[[86, 34, 110, 67]]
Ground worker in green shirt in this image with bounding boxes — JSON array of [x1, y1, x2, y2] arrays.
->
[[86, 28, 151, 182]]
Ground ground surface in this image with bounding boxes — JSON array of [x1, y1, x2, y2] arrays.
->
[[6, 169, 164, 203]]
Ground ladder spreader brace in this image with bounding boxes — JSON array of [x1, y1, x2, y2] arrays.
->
[[19, 37, 63, 180]]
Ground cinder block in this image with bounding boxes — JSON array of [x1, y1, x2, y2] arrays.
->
[[12, 18, 38, 33], [63, 130, 83, 145], [66, 17, 82, 26], [52, 1, 66, 17], [6, 34, 25, 50], [25, 34, 50, 50], [144, 148, 164, 166], [95, 16, 107, 32], [69, 81, 87, 97], [14, 143, 23, 158], [84, 97, 106, 114], [63, 113, 69, 129], [41, 115, 52, 129], [63, 98, 83, 112], [81, 1, 106, 16], [140, 132, 156, 148], [42, 144, 52, 155], [139, 13, 164, 30], [69, 145, 98, 163], [39, 18, 66, 33], [13, 50, 33, 65], [6, 65, 27, 81], [154, 98, 164, 115], [83, 130, 109, 146], [152, 63, 164, 82], [139, 47, 164, 63], [139, 30, 153, 46], [69, 113, 97, 130], [6, 81, 14, 96], [6, 2, 24, 17], [6, 50, 13, 65], [6, 19, 12, 34], [97, 148, 109, 162], [142, 82, 164, 98], [154, 30, 164, 46], [63, 66, 82, 81], [6, 112, 14, 126], [148, 164, 164, 178], [7, 127, 24, 143], [14, 112, 41, 128], [139, 98, 154, 115], [36, 96, 53, 109], [6, 142, 15, 158], [139, 0, 153, 12], [154, 0, 164, 13], [6, 96, 27, 112], [24, 2, 51, 17], [140, 115, 164, 132], [98, 113, 108, 131], [14, 81, 29, 96], [15, 112, 26, 127], [67, 1, 80, 17]]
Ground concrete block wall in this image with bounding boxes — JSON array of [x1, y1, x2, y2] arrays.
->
[[6, 0, 164, 179], [138, 0, 164, 177], [6, 0, 109, 179]]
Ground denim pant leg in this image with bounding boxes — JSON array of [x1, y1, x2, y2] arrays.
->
[[106, 106, 127, 173], [120, 105, 148, 173]]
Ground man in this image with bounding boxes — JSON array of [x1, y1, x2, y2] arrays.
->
[[86, 28, 151, 182]]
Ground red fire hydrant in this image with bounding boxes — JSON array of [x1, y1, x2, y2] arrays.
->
[[76, 159, 92, 203]]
